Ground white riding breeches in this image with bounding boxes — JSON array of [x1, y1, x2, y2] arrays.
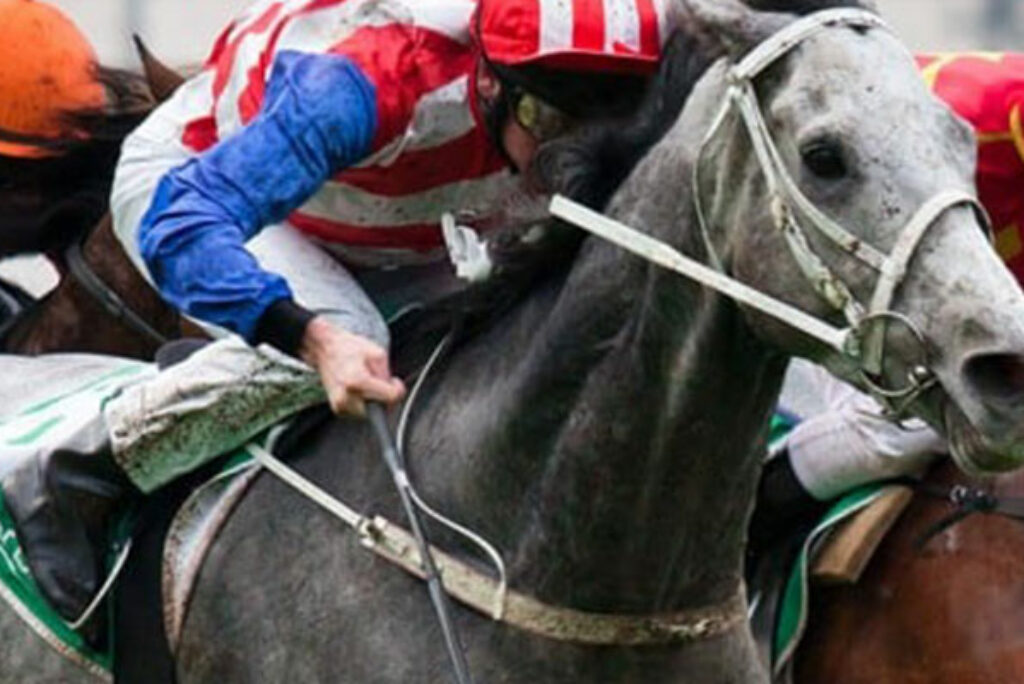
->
[[777, 359, 946, 500]]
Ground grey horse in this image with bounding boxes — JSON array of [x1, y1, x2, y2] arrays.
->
[[6, 0, 1024, 681]]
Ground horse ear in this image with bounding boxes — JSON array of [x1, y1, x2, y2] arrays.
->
[[132, 35, 186, 104], [671, 0, 791, 57]]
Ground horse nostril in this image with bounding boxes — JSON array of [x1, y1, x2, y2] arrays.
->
[[963, 353, 1024, 404]]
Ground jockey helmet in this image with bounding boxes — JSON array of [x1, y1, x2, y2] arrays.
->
[[0, 0, 105, 158], [472, 0, 667, 144], [474, 0, 665, 75]]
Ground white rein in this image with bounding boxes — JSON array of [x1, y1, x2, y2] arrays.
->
[[552, 7, 991, 415]]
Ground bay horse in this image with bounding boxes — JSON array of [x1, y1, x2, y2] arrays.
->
[[796, 462, 1024, 684], [0, 40, 189, 359], [4, 0, 1024, 681]]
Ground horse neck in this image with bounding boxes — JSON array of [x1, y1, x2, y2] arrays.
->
[[420, 141, 787, 613]]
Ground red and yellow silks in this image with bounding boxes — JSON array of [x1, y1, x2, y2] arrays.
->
[[918, 52, 1024, 283]]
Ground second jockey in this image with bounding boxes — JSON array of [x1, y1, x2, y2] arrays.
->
[[2, 0, 671, 626]]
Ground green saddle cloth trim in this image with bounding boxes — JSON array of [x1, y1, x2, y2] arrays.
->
[[766, 410, 890, 675], [771, 483, 887, 675], [0, 361, 153, 678], [0, 449, 259, 680], [768, 412, 796, 446], [0, 359, 262, 678], [0, 492, 117, 677]]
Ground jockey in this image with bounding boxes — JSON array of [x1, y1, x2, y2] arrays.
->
[[1, 0, 671, 627], [750, 52, 1024, 552]]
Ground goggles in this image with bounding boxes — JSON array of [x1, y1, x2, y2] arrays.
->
[[509, 89, 574, 142]]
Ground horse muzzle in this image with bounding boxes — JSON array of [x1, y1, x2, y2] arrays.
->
[[944, 401, 1024, 476]]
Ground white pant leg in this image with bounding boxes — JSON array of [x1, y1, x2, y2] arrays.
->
[[779, 359, 946, 500], [244, 223, 389, 348], [0, 354, 155, 479]]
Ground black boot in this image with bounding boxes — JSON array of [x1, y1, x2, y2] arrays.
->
[[747, 449, 831, 669], [1, 442, 139, 625], [748, 448, 829, 560]]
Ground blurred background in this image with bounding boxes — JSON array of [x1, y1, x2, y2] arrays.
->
[[42, 0, 1024, 69], [2, 0, 1022, 293]]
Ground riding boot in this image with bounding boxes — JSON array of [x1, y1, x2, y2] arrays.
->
[[747, 448, 830, 561], [1, 437, 140, 627]]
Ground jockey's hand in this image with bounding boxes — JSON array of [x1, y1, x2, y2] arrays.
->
[[299, 316, 406, 417]]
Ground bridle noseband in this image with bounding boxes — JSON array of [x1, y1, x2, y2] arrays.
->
[[691, 8, 992, 416]]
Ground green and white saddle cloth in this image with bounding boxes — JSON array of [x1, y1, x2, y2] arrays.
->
[[0, 356, 155, 678], [770, 484, 889, 680], [765, 413, 891, 681], [0, 355, 270, 680]]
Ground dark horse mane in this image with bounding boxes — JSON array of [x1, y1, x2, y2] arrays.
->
[[460, 0, 874, 315], [419, 0, 873, 351], [446, 28, 721, 322], [0, 67, 153, 260], [530, 0, 873, 213]]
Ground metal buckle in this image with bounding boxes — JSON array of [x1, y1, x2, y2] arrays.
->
[[852, 310, 936, 418]]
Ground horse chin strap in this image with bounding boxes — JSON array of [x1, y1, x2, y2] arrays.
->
[[692, 8, 992, 415]]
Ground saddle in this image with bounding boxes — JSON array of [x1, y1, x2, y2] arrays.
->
[[748, 413, 918, 684], [0, 297, 464, 682], [749, 482, 914, 684]]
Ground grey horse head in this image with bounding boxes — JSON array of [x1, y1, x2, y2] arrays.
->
[[667, 0, 1024, 474]]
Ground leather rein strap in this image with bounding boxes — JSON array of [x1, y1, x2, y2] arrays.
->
[[65, 236, 170, 346], [246, 442, 746, 646], [887, 476, 1024, 549], [555, 8, 991, 419]]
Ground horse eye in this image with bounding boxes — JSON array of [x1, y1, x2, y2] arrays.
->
[[801, 141, 847, 180]]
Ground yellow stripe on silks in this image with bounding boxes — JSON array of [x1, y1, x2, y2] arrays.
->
[[920, 51, 1007, 89], [920, 54, 958, 89], [996, 223, 1023, 263], [976, 130, 1015, 144], [1009, 103, 1024, 166]]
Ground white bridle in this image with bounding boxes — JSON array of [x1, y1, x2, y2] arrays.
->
[[552, 7, 992, 415]]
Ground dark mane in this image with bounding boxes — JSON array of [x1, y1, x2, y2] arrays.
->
[[532, 29, 721, 211], [0, 67, 153, 259], [530, 0, 875, 212], [408, 28, 721, 341], [426, 0, 874, 328]]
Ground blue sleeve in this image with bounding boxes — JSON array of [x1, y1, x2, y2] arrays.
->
[[137, 50, 378, 340]]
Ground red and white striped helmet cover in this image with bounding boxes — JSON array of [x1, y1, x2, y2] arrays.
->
[[474, 0, 669, 75]]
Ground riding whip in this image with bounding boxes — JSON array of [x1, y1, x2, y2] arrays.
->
[[367, 403, 474, 684]]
